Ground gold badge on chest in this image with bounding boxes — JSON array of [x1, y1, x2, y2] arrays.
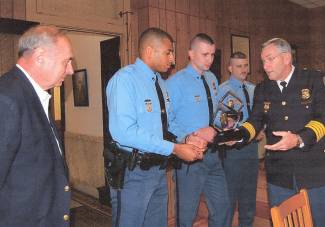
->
[[301, 88, 310, 100], [144, 99, 152, 112], [264, 101, 271, 113]]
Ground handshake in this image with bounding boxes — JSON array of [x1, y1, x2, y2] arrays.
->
[[185, 127, 248, 152], [172, 127, 249, 163]]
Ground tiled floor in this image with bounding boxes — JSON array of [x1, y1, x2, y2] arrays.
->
[[70, 165, 271, 227]]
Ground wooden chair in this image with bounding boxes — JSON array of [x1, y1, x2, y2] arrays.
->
[[271, 189, 313, 227]]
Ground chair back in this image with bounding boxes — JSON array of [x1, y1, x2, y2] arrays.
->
[[271, 189, 313, 227]]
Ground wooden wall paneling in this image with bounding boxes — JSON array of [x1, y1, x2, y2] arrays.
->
[[165, 10, 176, 41], [165, 0, 175, 11], [13, 35, 19, 63], [189, 0, 199, 17], [239, 0, 249, 33], [220, 26, 231, 82], [0, 0, 13, 18], [148, 0, 159, 7], [0, 34, 15, 75], [138, 7, 149, 35], [205, 19, 216, 42], [158, 0, 166, 9], [159, 8, 167, 31], [148, 6, 159, 27], [189, 15, 199, 39], [215, 23, 223, 49], [220, 0, 230, 28], [131, 0, 138, 10], [202, 0, 216, 20], [130, 11, 139, 63], [175, 12, 189, 70], [252, 35, 267, 83], [310, 8, 325, 46], [229, 0, 240, 31], [215, 0, 223, 20], [13, 0, 26, 20], [134, 0, 149, 9], [175, 0, 189, 14], [199, 17, 207, 34]]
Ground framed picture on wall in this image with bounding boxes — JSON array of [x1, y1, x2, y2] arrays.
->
[[231, 34, 250, 73], [291, 44, 298, 66], [72, 69, 89, 107]]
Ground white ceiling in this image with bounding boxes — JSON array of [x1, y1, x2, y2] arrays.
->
[[288, 0, 325, 8]]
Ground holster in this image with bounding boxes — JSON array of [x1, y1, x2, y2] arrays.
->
[[103, 142, 128, 190], [104, 131, 183, 189]]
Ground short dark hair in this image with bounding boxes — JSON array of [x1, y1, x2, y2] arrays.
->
[[138, 27, 173, 53], [190, 33, 214, 50], [230, 51, 247, 59]]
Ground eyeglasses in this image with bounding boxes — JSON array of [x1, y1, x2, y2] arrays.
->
[[262, 52, 284, 65]]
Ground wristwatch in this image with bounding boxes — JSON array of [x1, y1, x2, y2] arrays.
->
[[296, 134, 305, 148]]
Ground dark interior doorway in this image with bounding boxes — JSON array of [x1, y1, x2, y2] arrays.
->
[[99, 36, 121, 206], [101, 36, 121, 148]]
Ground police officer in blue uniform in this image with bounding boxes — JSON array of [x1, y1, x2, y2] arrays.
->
[[232, 38, 325, 226], [106, 28, 204, 227], [167, 33, 231, 227], [215, 52, 263, 227]]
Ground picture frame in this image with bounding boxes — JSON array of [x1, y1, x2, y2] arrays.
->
[[231, 34, 250, 72], [291, 44, 298, 66], [72, 69, 89, 107]]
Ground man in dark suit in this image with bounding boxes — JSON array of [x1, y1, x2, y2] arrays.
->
[[231, 38, 325, 226], [0, 25, 74, 227]]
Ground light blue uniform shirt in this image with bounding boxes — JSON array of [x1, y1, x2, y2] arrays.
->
[[106, 58, 174, 156], [215, 75, 255, 128], [167, 64, 220, 141]]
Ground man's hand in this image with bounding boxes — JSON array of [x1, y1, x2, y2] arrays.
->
[[194, 127, 217, 143], [185, 134, 208, 150], [255, 130, 265, 142], [264, 131, 299, 151], [173, 144, 204, 161]]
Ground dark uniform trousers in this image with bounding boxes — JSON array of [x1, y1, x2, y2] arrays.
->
[[241, 69, 325, 227]]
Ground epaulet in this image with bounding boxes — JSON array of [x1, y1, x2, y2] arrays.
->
[[245, 81, 255, 87], [219, 80, 230, 89]]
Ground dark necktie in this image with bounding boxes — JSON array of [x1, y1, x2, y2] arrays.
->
[[154, 75, 168, 138], [201, 75, 213, 125], [242, 84, 251, 116], [280, 81, 287, 93]]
